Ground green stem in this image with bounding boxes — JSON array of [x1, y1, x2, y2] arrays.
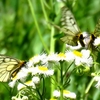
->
[[40, 0, 49, 28], [85, 78, 95, 94], [36, 88, 42, 100], [40, 0, 55, 53], [50, 26, 55, 53], [42, 77, 45, 100], [60, 61, 64, 100], [60, 87, 63, 100], [27, 0, 49, 53], [18, 80, 39, 99], [40, 0, 56, 98], [50, 75, 55, 98], [43, 0, 51, 10], [63, 60, 74, 79]]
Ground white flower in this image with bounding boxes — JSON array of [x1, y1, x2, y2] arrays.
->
[[9, 80, 16, 88], [27, 67, 38, 75], [93, 37, 100, 46], [9, 67, 29, 88], [17, 83, 26, 90], [73, 50, 93, 67], [36, 66, 54, 76], [18, 80, 35, 90], [81, 49, 90, 58], [53, 90, 60, 97], [12, 96, 16, 100], [65, 51, 75, 61], [47, 53, 60, 62], [28, 54, 47, 66], [63, 90, 76, 99], [26, 65, 54, 76], [94, 76, 100, 89], [26, 61, 33, 68], [32, 76, 40, 84], [12, 96, 22, 100], [47, 53, 67, 62], [22, 96, 28, 100], [53, 90, 76, 99], [57, 53, 67, 61], [11, 67, 29, 81]]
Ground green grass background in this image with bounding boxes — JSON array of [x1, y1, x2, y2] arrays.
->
[[0, 0, 100, 100]]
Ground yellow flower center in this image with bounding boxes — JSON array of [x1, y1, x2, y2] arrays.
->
[[12, 75, 18, 80], [50, 98, 57, 100], [25, 80, 32, 85], [63, 90, 70, 94], [58, 53, 66, 58], [73, 50, 82, 57], [38, 66, 48, 71]]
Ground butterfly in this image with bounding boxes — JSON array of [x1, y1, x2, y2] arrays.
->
[[0, 54, 26, 82], [53, 6, 100, 50]]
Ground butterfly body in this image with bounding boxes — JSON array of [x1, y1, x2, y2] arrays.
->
[[0, 55, 26, 82]]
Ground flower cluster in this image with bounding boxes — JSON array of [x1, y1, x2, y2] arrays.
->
[[27, 49, 93, 67], [10, 49, 93, 100]]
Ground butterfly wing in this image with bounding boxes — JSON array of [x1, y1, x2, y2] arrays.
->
[[94, 19, 100, 51], [94, 19, 100, 36], [60, 7, 81, 46], [0, 55, 25, 82], [88, 19, 100, 51]]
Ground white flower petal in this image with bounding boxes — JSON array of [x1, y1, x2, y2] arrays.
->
[[32, 76, 40, 84]]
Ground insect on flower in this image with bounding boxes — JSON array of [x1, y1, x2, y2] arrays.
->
[[52, 6, 100, 51], [0, 54, 26, 82]]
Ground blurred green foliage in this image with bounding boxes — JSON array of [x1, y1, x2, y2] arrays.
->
[[0, 0, 100, 100]]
